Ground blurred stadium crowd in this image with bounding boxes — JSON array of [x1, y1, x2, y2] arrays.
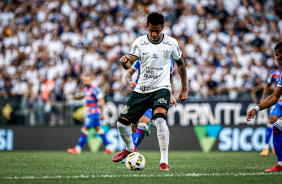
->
[[0, 0, 282, 125]]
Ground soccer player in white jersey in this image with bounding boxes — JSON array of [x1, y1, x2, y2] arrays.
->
[[112, 12, 188, 171], [247, 42, 282, 171]]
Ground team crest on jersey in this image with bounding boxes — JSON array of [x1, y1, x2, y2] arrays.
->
[[158, 97, 167, 104], [163, 50, 170, 59], [121, 105, 130, 114]]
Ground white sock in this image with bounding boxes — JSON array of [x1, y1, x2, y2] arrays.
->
[[279, 161, 282, 167], [117, 121, 134, 151], [264, 144, 269, 150], [75, 145, 82, 153], [155, 117, 169, 165]]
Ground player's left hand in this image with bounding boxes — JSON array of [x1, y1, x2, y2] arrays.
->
[[246, 108, 256, 122], [100, 114, 104, 120], [178, 90, 188, 102], [170, 93, 177, 107]]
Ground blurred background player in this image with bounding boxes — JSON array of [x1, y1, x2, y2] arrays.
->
[[260, 68, 282, 156], [121, 59, 177, 163], [67, 74, 114, 154], [247, 42, 282, 171]]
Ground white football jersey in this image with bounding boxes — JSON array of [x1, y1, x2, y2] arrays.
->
[[129, 34, 182, 93]]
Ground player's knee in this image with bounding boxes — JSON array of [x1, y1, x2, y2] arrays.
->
[[81, 127, 89, 135], [118, 117, 131, 125], [137, 122, 148, 131], [270, 116, 278, 124], [153, 113, 166, 127], [153, 113, 166, 121]]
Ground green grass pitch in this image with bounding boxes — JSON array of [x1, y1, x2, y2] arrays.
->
[[0, 151, 281, 184]]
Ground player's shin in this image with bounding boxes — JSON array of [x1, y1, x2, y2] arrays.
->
[[76, 128, 89, 152], [273, 120, 282, 166], [132, 123, 148, 147], [117, 121, 134, 151], [96, 128, 109, 146], [154, 114, 169, 165], [265, 122, 273, 149]]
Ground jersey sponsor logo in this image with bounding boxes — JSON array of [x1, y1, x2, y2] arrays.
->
[[140, 85, 170, 91], [157, 97, 167, 104], [163, 50, 170, 59], [143, 52, 149, 55], [163, 41, 172, 46], [152, 54, 158, 58], [140, 85, 157, 91], [121, 105, 130, 114]]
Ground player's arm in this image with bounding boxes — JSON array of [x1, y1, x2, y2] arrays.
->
[[68, 92, 84, 101], [125, 67, 137, 89], [174, 57, 188, 102], [99, 97, 105, 120], [170, 73, 177, 107], [247, 86, 282, 122], [260, 83, 272, 103], [120, 55, 138, 70]]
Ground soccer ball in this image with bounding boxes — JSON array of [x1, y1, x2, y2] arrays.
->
[[125, 152, 146, 171]]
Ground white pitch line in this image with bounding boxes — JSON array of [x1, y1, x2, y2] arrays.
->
[[4, 172, 282, 180]]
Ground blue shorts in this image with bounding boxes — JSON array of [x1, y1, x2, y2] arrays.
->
[[83, 113, 101, 128], [144, 108, 152, 120], [269, 102, 282, 117]]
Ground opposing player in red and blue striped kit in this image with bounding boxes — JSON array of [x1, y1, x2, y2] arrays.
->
[[260, 69, 282, 156], [247, 42, 282, 171], [121, 59, 177, 163], [67, 74, 114, 154]]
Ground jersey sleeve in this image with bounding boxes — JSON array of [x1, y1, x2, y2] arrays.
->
[[92, 87, 103, 100], [132, 60, 140, 70], [277, 75, 282, 87], [171, 39, 182, 60], [129, 38, 140, 59], [170, 60, 174, 74], [267, 70, 274, 84]]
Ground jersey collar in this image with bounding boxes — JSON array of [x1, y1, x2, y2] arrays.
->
[[147, 33, 164, 44]]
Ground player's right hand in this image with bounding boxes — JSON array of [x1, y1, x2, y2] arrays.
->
[[120, 55, 130, 63], [130, 81, 136, 89], [100, 113, 104, 120], [246, 108, 257, 122], [178, 90, 188, 102]]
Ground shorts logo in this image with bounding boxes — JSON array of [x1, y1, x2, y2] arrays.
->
[[158, 97, 167, 104], [163, 50, 170, 59], [152, 54, 158, 58], [121, 105, 130, 114]]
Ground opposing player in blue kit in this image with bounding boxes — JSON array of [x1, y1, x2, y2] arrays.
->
[[247, 42, 282, 171], [67, 74, 114, 154], [121, 59, 177, 163], [260, 68, 282, 156]]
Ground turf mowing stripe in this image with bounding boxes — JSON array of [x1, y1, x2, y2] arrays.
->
[[4, 172, 282, 179]]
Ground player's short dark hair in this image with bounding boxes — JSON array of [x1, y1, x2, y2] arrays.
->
[[275, 42, 282, 52], [147, 12, 164, 26]]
